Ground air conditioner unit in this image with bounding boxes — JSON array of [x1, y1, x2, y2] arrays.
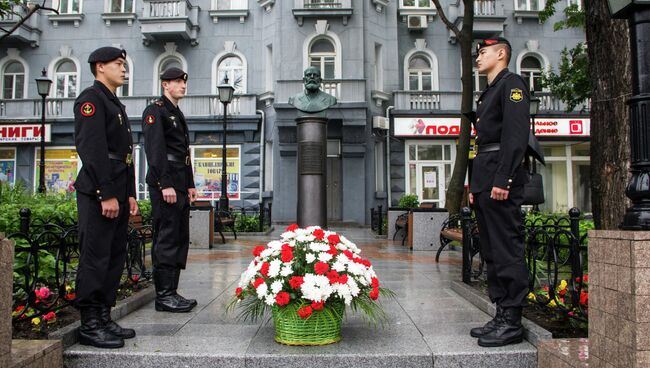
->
[[373, 116, 389, 130], [407, 15, 427, 30]]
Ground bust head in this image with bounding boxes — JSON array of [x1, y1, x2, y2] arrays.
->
[[303, 66, 322, 94]]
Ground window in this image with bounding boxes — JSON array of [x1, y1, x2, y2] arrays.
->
[[0, 148, 16, 185], [407, 55, 433, 91], [375, 44, 383, 91], [538, 142, 591, 213], [520, 56, 544, 92], [309, 38, 336, 80], [515, 0, 544, 10], [567, 0, 582, 9], [215, 0, 248, 9], [375, 141, 385, 192], [54, 59, 78, 98], [473, 67, 487, 92], [116, 59, 132, 97], [400, 0, 432, 7], [405, 141, 455, 207], [191, 146, 241, 200], [55, 0, 82, 14], [34, 147, 80, 194], [2, 61, 25, 99], [217, 56, 245, 94], [109, 0, 134, 12]]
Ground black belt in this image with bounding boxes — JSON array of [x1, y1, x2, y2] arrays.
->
[[108, 152, 133, 165], [476, 143, 500, 154], [167, 153, 191, 166]]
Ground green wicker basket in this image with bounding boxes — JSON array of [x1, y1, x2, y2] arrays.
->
[[272, 301, 345, 346]]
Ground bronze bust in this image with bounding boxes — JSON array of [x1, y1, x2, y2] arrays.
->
[[288, 67, 337, 114]]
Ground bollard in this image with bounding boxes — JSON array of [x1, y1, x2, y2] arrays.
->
[[20, 208, 31, 236]]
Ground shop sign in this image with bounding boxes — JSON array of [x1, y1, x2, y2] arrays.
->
[[0, 124, 51, 143], [394, 117, 590, 137]]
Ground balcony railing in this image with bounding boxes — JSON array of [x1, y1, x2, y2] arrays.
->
[[0, 95, 258, 121], [0, 3, 41, 47], [292, 0, 353, 25], [474, 0, 497, 16], [140, 0, 200, 45], [393, 90, 590, 113], [275, 79, 366, 103]]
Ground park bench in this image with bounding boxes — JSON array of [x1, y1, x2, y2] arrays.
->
[[215, 207, 237, 244], [392, 213, 408, 246]]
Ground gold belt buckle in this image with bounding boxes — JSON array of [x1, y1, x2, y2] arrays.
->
[[185, 156, 190, 165], [126, 153, 133, 165]]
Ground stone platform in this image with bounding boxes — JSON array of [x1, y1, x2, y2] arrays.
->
[[63, 228, 537, 368]]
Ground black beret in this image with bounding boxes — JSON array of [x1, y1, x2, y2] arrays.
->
[[160, 67, 188, 81], [476, 37, 512, 53], [88, 47, 127, 64]]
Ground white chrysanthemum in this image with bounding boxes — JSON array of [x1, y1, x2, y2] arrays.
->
[[306, 225, 321, 232], [296, 234, 316, 243], [309, 242, 329, 253], [280, 264, 294, 277], [336, 253, 350, 265], [300, 274, 333, 302], [271, 280, 283, 294], [334, 283, 353, 305], [347, 261, 366, 276], [331, 261, 346, 272], [256, 283, 268, 299], [267, 240, 283, 250], [268, 259, 282, 278], [265, 294, 276, 306], [306, 253, 316, 263], [347, 278, 360, 296], [318, 252, 333, 263], [356, 273, 370, 287], [260, 248, 274, 259], [281, 231, 296, 240]]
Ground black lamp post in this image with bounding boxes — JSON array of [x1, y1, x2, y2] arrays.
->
[[607, 0, 650, 229], [217, 76, 235, 212], [529, 93, 541, 175], [35, 68, 52, 194]]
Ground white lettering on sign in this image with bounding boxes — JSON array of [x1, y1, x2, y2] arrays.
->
[[0, 125, 51, 143], [394, 117, 590, 137]]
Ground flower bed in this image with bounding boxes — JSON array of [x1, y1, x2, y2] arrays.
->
[[228, 224, 394, 345]]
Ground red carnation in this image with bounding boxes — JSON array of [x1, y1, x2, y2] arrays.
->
[[343, 250, 354, 259], [311, 301, 325, 311], [289, 276, 304, 289], [286, 223, 299, 232], [327, 270, 340, 284], [253, 277, 265, 288], [253, 245, 265, 257], [327, 245, 338, 256], [275, 292, 290, 306], [327, 234, 340, 245], [281, 250, 294, 263], [236, 287, 243, 297], [313, 228, 325, 240], [314, 262, 329, 275], [580, 291, 589, 306], [260, 262, 270, 277], [362, 259, 372, 267], [338, 274, 348, 284], [281, 243, 292, 252], [371, 277, 379, 288], [370, 287, 380, 300], [298, 306, 313, 319]]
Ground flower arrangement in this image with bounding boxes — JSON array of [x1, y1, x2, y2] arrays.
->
[[228, 224, 394, 344]]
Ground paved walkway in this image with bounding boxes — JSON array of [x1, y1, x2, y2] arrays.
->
[[64, 227, 537, 368]]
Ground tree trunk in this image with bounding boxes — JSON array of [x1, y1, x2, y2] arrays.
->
[[445, 0, 474, 215], [586, 0, 631, 229]]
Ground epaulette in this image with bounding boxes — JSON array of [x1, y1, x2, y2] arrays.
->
[[153, 99, 164, 106]]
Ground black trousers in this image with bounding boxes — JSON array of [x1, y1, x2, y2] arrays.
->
[[473, 185, 529, 308], [75, 193, 129, 308], [150, 188, 190, 270]]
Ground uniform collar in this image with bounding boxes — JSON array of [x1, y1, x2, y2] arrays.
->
[[93, 80, 119, 102], [161, 95, 179, 112], [487, 68, 510, 88]]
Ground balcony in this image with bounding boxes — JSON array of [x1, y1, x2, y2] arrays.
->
[[513, 0, 544, 23], [140, 0, 200, 46], [0, 4, 41, 47], [0, 95, 258, 121], [398, 0, 437, 21], [393, 90, 590, 113], [275, 79, 366, 104], [449, 0, 506, 41], [292, 0, 353, 26], [209, 0, 248, 23]]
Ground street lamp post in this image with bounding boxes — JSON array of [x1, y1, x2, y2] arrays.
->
[[217, 77, 235, 212], [607, 0, 650, 229], [529, 94, 541, 175], [35, 68, 52, 194]]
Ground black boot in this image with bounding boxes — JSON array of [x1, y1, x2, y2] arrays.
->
[[470, 305, 503, 338], [78, 307, 124, 349], [477, 307, 524, 347], [154, 268, 193, 313], [100, 306, 136, 339], [173, 268, 197, 308]]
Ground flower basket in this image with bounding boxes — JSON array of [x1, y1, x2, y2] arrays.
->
[[227, 224, 394, 345], [272, 300, 344, 345]]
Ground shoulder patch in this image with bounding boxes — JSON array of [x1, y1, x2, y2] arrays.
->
[[80, 102, 96, 117], [154, 99, 164, 106], [145, 115, 156, 125], [510, 88, 523, 103]]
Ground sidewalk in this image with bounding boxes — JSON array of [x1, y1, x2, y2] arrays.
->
[[64, 227, 537, 368]]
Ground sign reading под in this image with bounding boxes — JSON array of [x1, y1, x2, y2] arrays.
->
[[0, 124, 51, 143], [394, 117, 590, 137]]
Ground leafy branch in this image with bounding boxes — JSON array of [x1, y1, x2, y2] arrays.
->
[[0, 1, 59, 43]]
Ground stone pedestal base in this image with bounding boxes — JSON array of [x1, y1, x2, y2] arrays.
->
[[1, 235, 14, 368], [537, 338, 589, 367], [588, 230, 650, 368], [296, 116, 327, 228], [11, 340, 62, 368]]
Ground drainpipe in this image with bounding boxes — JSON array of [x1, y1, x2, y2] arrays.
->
[[385, 105, 394, 208], [257, 109, 265, 206]]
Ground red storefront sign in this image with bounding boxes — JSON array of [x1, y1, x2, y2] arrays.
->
[[0, 124, 51, 143]]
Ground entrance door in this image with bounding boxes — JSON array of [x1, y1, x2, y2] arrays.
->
[[416, 163, 445, 208], [326, 140, 342, 221]]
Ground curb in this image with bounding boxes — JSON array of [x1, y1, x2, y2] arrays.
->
[[450, 280, 553, 347], [48, 286, 155, 349]]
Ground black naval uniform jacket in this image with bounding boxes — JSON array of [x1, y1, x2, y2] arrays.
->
[[142, 95, 195, 193], [470, 68, 530, 193], [74, 80, 136, 202]]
